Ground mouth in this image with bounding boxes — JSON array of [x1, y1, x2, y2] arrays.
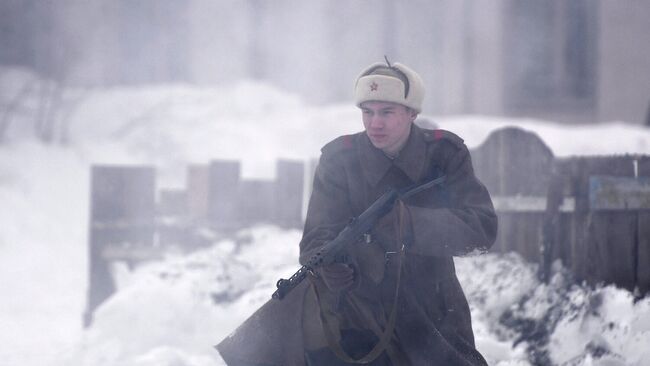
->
[[368, 133, 387, 141]]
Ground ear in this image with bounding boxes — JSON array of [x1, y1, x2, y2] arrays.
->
[[409, 109, 418, 121]]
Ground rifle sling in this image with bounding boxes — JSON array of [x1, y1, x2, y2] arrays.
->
[[313, 201, 411, 364]]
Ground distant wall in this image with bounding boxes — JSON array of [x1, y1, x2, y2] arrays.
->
[[597, 1, 650, 124]]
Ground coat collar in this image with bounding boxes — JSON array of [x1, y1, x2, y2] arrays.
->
[[358, 124, 428, 187]]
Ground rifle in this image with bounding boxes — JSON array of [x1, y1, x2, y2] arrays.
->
[[272, 175, 446, 300]]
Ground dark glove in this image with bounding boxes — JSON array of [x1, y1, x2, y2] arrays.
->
[[319, 263, 355, 292]]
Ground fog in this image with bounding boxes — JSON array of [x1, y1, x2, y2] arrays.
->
[[2, 1, 440, 102], [2, 1, 650, 366], [4, 0, 646, 123]]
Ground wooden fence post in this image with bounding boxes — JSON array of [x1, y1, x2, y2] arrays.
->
[[471, 126, 554, 264], [568, 157, 637, 290], [274, 159, 305, 228], [638, 211, 650, 294], [637, 157, 650, 294], [186, 164, 210, 223], [208, 160, 241, 229], [472, 126, 554, 197], [84, 165, 155, 327]]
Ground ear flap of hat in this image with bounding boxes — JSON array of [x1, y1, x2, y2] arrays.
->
[[392, 62, 424, 112]]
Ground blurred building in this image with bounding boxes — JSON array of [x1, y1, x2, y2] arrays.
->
[[1, 0, 649, 124]]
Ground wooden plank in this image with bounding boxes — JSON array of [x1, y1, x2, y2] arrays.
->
[[208, 160, 241, 228], [556, 156, 637, 284], [492, 195, 575, 212], [101, 244, 163, 261], [589, 175, 650, 210], [471, 126, 554, 196], [583, 212, 637, 291], [541, 173, 564, 282], [86, 165, 156, 327], [89, 165, 156, 252], [638, 212, 650, 294], [186, 164, 210, 222], [556, 156, 637, 213], [469, 127, 555, 268], [274, 160, 304, 227], [555, 212, 577, 269], [492, 212, 544, 263], [90, 165, 156, 223]]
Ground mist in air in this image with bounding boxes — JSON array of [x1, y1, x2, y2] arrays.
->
[[3, 0, 648, 126], [2, 1, 650, 366]]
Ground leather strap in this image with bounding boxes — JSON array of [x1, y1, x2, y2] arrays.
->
[[313, 201, 411, 364]]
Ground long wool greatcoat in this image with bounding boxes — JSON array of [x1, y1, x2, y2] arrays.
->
[[217, 125, 497, 365]]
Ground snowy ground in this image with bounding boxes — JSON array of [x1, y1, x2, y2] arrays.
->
[[2, 68, 650, 365]]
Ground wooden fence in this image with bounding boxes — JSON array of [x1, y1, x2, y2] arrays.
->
[[84, 127, 650, 325], [471, 126, 650, 295], [84, 159, 304, 326]]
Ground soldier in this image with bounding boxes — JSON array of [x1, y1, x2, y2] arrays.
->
[[217, 61, 497, 366]]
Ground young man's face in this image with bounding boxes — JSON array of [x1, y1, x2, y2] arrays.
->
[[361, 101, 416, 156]]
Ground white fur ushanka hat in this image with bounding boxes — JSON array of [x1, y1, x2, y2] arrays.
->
[[354, 62, 425, 113]]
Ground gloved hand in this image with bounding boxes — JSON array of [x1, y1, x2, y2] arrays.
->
[[319, 263, 355, 292]]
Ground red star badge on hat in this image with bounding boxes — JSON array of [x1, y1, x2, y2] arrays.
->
[[370, 82, 378, 91]]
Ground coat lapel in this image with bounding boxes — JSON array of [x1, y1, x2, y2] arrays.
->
[[393, 125, 427, 184], [358, 133, 392, 187]]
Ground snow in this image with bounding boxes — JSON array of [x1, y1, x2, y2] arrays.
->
[[61, 226, 301, 366], [0, 142, 89, 365], [2, 68, 650, 365]]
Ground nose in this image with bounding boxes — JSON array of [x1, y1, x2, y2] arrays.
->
[[367, 114, 384, 129]]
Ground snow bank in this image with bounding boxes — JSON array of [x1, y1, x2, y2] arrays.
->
[[0, 142, 89, 365], [458, 255, 650, 366], [60, 226, 300, 366], [61, 227, 534, 366], [58, 228, 650, 366]]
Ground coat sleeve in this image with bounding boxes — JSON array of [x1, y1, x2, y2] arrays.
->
[[406, 141, 498, 257], [299, 150, 354, 265]]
